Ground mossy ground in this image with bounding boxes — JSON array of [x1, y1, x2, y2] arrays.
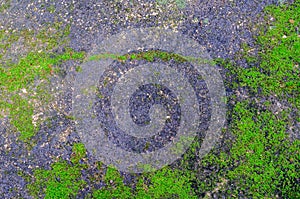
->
[[0, 22, 85, 146], [1, 0, 299, 198], [26, 143, 88, 199]]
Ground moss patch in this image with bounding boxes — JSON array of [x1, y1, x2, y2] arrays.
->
[[0, 50, 85, 143], [1, 18, 85, 144], [220, 0, 299, 107], [224, 102, 299, 198], [0, 0, 11, 13], [201, 1, 300, 197], [88, 49, 216, 65], [26, 143, 88, 199], [92, 166, 196, 198]]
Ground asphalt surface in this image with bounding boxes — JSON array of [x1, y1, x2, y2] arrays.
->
[[0, 0, 295, 198]]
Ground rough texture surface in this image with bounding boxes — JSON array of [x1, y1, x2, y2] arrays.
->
[[0, 0, 298, 198]]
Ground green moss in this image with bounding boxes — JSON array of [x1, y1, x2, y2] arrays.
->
[[36, 23, 71, 50], [75, 65, 82, 72], [0, 50, 85, 143], [71, 143, 87, 164], [0, 29, 20, 60], [185, 99, 299, 198], [156, 0, 187, 9], [135, 167, 197, 199], [27, 143, 88, 199], [170, 135, 195, 156], [1, 50, 84, 92], [1, 14, 85, 144], [224, 102, 299, 198], [7, 95, 35, 140], [186, 1, 300, 197], [91, 166, 132, 199], [88, 50, 215, 65], [1, 22, 71, 62], [46, 4, 56, 13], [91, 166, 196, 199], [222, 0, 299, 107], [0, 0, 11, 13], [205, 2, 300, 197]]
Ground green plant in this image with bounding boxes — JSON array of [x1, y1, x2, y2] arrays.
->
[[0, 0, 11, 13], [224, 101, 299, 198], [88, 50, 215, 65], [92, 166, 132, 199], [91, 166, 197, 199], [0, 50, 85, 143], [27, 143, 88, 199], [193, 1, 300, 197], [156, 0, 187, 9], [223, 0, 299, 105], [1, 17, 85, 145], [135, 167, 197, 199]]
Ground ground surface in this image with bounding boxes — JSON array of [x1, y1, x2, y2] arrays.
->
[[0, 0, 299, 198]]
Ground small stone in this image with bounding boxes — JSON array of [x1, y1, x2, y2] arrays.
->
[[21, 88, 27, 94]]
